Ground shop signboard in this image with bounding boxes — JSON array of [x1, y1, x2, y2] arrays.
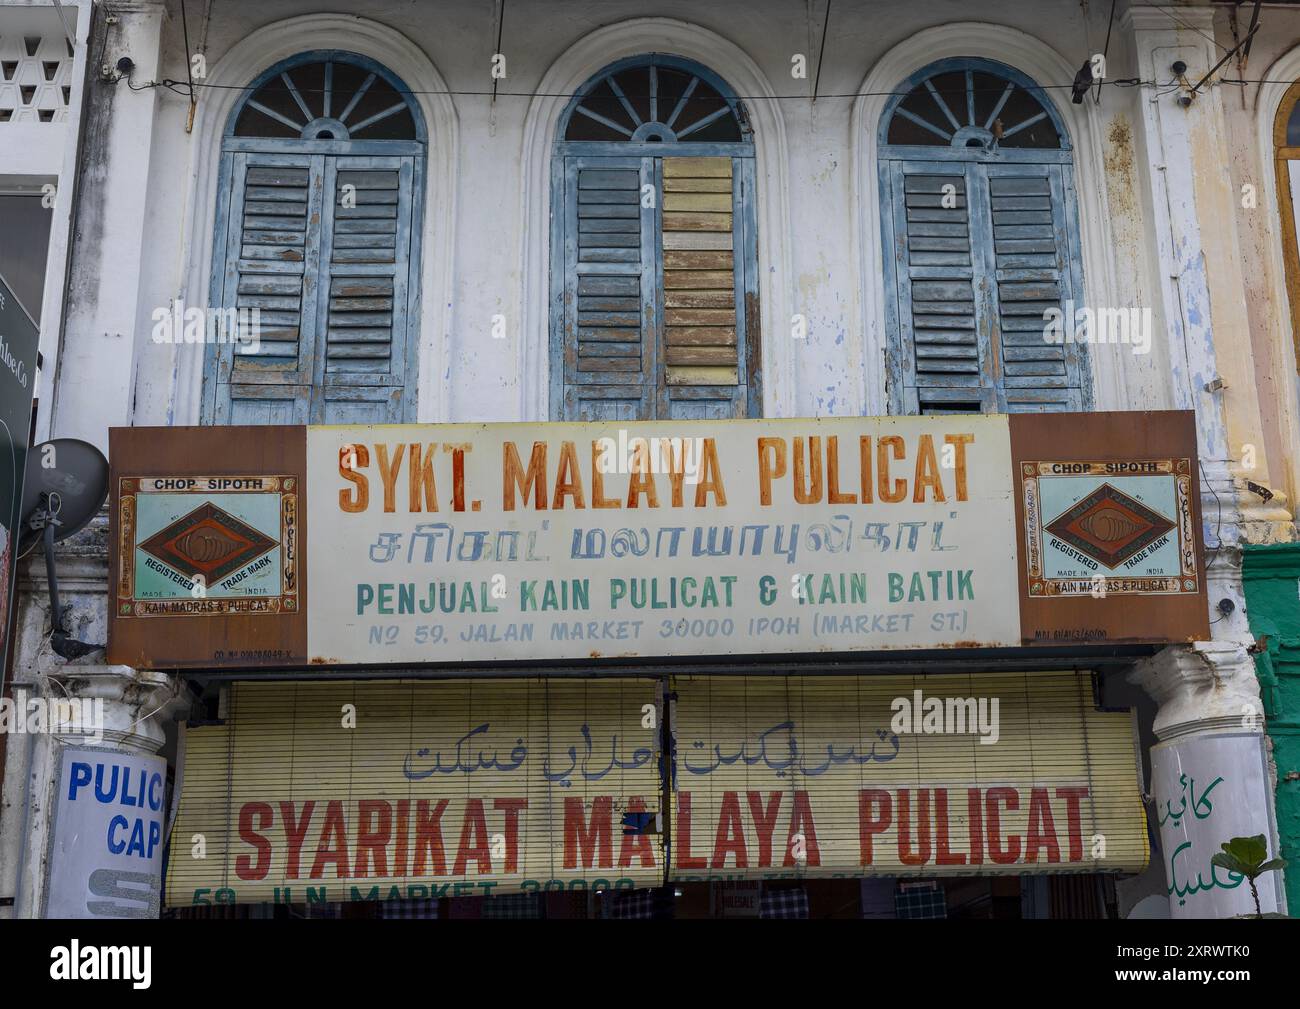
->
[[0, 273, 39, 670], [1151, 731, 1287, 919], [108, 412, 1208, 669], [45, 747, 168, 918]]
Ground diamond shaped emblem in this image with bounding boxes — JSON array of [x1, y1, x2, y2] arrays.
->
[[139, 502, 276, 582], [1044, 483, 1175, 568]]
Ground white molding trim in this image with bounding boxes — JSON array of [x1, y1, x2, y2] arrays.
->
[[850, 21, 1121, 414], [171, 13, 459, 424], [1250, 45, 1300, 510], [517, 17, 794, 420]]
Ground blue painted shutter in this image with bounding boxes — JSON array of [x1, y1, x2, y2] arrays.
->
[[885, 160, 1085, 414], [213, 152, 323, 424], [212, 153, 416, 424], [559, 156, 656, 421], [986, 164, 1085, 412], [315, 155, 416, 423]]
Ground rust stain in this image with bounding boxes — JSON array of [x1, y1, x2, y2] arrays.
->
[[1103, 116, 1137, 221]]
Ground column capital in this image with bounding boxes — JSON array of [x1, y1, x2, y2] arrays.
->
[[1129, 641, 1264, 741], [25, 654, 187, 753]]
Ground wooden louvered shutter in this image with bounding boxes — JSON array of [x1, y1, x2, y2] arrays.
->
[[886, 160, 1087, 415], [986, 164, 1086, 412], [556, 155, 755, 421], [559, 156, 656, 421], [660, 156, 748, 420], [886, 161, 994, 415], [315, 155, 416, 423], [213, 152, 324, 424]]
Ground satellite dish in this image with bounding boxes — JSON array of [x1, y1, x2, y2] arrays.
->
[[16, 439, 109, 659], [17, 439, 109, 557]]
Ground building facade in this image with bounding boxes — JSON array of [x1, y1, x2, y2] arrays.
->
[[1, 0, 1299, 919]]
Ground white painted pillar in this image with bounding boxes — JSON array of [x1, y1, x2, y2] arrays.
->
[[1130, 643, 1286, 917], [46, 0, 166, 454]]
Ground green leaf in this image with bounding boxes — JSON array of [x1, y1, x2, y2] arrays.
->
[[1220, 835, 1269, 867], [1258, 858, 1288, 874], [1211, 851, 1248, 874]]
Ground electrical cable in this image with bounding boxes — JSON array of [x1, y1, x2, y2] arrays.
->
[[1149, 3, 1230, 54], [813, 0, 831, 101], [179, 0, 195, 102], [1097, 0, 1118, 104], [143, 76, 1150, 102]]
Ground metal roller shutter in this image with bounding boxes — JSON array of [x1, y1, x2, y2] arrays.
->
[[166, 679, 663, 907], [669, 671, 1146, 881]]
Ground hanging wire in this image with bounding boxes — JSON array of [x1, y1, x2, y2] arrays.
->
[[812, 0, 831, 102], [1150, 2, 1230, 54], [1096, 0, 1118, 105], [146, 76, 1149, 102]]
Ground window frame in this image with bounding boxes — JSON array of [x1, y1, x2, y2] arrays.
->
[[548, 54, 761, 421], [877, 56, 1090, 415]]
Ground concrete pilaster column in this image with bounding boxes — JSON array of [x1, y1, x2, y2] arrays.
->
[[1130, 642, 1287, 917], [48, 0, 167, 455], [1122, 4, 1297, 547]]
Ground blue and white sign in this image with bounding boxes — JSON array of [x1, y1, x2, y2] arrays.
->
[[44, 747, 167, 919]]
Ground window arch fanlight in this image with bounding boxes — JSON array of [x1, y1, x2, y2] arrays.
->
[[1272, 80, 1300, 369], [550, 54, 760, 420], [203, 50, 427, 425], [878, 57, 1090, 415]]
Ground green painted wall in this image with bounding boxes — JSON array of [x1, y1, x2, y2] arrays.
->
[[1243, 542, 1300, 916]]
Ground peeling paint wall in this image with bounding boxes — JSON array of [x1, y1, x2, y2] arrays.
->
[[36, 0, 1196, 440], [1212, 5, 1300, 528]]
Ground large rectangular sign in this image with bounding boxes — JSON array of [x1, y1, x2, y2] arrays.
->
[[108, 412, 1208, 669]]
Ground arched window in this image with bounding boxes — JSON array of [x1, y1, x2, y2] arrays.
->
[[203, 51, 426, 424], [879, 58, 1089, 414], [550, 55, 760, 420], [1274, 81, 1300, 366]]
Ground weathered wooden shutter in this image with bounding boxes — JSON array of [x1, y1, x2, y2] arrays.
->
[[660, 156, 748, 420], [559, 156, 656, 421], [212, 152, 323, 424], [986, 164, 1085, 412], [885, 161, 993, 415], [556, 155, 753, 420], [316, 155, 416, 424], [885, 160, 1085, 414], [211, 153, 416, 424]]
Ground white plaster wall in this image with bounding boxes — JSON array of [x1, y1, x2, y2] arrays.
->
[[70, 0, 1180, 438]]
